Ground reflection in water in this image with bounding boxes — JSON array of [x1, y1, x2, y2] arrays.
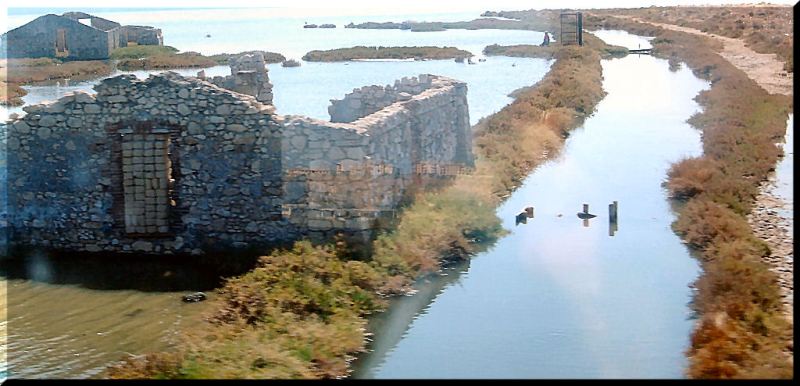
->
[[1, 249, 248, 292], [356, 32, 709, 379], [0, 249, 254, 378], [351, 260, 471, 378]]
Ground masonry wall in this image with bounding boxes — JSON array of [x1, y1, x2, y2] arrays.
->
[[121, 25, 163, 46], [328, 75, 436, 123], [284, 74, 472, 174], [2, 14, 112, 60], [282, 74, 472, 233], [4, 70, 473, 255], [5, 72, 291, 255]]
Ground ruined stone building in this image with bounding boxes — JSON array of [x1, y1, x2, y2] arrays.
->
[[1, 53, 472, 256], [1, 12, 163, 60]]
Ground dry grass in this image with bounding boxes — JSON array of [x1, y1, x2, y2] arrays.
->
[[594, 6, 793, 72], [0, 58, 112, 106], [107, 11, 614, 380], [0, 58, 112, 84], [0, 81, 27, 106], [587, 13, 793, 379], [116, 53, 218, 71], [108, 241, 385, 379]]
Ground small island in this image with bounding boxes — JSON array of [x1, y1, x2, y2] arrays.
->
[[112, 46, 286, 70], [345, 13, 556, 33], [301, 46, 472, 62]]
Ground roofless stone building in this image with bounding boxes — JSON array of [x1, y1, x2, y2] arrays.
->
[[1, 11, 163, 60], [1, 53, 473, 256]]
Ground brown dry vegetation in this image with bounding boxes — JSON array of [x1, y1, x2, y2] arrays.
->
[[106, 11, 624, 379], [585, 12, 793, 379], [592, 6, 793, 72], [0, 81, 27, 106], [108, 241, 385, 379], [0, 58, 113, 84], [116, 53, 218, 71], [0, 58, 112, 106], [111, 46, 287, 70]]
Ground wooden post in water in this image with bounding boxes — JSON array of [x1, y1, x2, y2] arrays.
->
[[525, 206, 534, 218], [609, 201, 618, 223], [608, 201, 619, 236], [583, 203, 589, 214]]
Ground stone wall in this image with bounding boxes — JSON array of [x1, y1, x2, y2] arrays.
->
[[3, 67, 473, 255], [1, 12, 163, 60], [282, 74, 472, 233], [284, 74, 472, 174], [1, 14, 113, 60], [206, 53, 274, 105], [120, 25, 164, 46], [4, 72, 290, 255], [328, 75, 435, 123]]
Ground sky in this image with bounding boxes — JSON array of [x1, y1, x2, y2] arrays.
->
[[2, 0, 797, 11], [1, 0, 795, 33]]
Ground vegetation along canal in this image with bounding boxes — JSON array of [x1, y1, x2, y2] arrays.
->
[[354, 31, 712, 379]]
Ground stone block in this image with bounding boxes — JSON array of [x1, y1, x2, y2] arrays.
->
[[177, 104, 191, 115], [84, 104, 101, 114], [132, 240, 153, 251], [227, 124, 248, 132], [13, 121, 31, 134], [37, 127, 52, 139], [38, 115, 57, 127]]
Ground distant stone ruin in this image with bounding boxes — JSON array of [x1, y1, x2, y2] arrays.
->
[[1, 11, 163, 60], [1, 53, 473, 255]]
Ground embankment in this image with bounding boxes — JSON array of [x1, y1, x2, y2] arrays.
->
[[106, 30, 619, 381]]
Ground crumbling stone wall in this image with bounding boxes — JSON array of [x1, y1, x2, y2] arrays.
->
[[328, 75, 435, 123], [284, 74, 472, 174], [120, 25, 164, 46], [5, 72, 289, 255], [3, 66, 473, 255], [206, 53, 274, 105], [282, 74, 472, 233], [62, 12, 121, 31]]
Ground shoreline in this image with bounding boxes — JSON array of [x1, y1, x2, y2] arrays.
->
[[105, 24, 616, 378], [747, 169, 794, 322]]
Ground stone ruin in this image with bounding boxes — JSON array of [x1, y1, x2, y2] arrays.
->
[[204, 53, 274, 105], [0, 52, 473, 256]]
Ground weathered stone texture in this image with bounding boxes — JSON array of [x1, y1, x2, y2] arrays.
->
[[5, 72, 288, 255], [3, 69, 473, 255]]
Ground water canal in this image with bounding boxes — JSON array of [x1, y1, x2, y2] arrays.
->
[[1, 9, 551, 378], [353, 31, 711, 378]]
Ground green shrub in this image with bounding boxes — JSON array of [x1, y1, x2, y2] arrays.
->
[[110, 45, 179, 59]]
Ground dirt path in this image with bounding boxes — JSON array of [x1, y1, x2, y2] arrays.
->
[[615, 16, 793, 96]]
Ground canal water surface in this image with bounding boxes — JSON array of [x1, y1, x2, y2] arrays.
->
[[353, 31, 711, 379], [1, 9, 552, 379]]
